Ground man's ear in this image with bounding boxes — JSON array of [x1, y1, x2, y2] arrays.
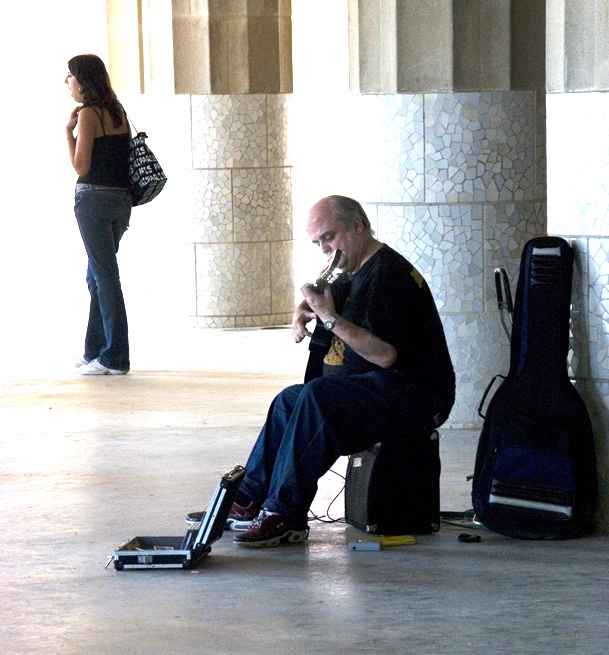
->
[[354, 216, 365, 234]]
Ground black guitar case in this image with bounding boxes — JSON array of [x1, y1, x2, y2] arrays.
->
[[472, 236, 598, 539]]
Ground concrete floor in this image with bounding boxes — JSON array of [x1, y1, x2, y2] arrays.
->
[[2, 327, 609, 655]]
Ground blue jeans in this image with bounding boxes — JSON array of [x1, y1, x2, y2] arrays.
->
[[240, 370, 442, 525], [74, 184, 132, 371]]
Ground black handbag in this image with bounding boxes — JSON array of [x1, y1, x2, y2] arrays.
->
[[126, 114, 167, 206]]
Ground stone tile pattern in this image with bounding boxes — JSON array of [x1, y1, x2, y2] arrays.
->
[[190, 170, 233, 243], [267, 94, 292, 167], [442, 313, 511, 429], [377, 204, 485, 314], [569, 238, 590, 380], [195, 243, 269, 317], [425, 92, 536, 203], [376, 95, 425, 203], [192, 95, 268, 168], [190, 94, 294, 327], [270, 240, 295, 317], [349, 91, 544, 428], [233, 168, 293, 243], [535, 95, 547, 201], [587, 239, 609, 381], [484, 202, 547, 306]]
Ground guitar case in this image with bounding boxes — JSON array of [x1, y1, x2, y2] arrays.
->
[[472, 236, 598, 539]]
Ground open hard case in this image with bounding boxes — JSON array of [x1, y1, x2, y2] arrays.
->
[[111, 464, 246, 571]]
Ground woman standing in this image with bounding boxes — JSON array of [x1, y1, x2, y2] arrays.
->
[[65, 54, 131, 375]]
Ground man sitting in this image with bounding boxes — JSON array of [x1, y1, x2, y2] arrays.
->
[[192, 195, 455, 547]]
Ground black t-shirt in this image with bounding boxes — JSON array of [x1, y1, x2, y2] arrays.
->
[[322, 245, 455, 411], [78, 133, 131, 188]]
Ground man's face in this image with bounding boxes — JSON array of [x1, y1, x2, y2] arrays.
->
[[305, 202, 364, 274]]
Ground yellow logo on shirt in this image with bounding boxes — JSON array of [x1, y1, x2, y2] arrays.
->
[[324, 336, 345, 366], [410, 268, 424, 288]]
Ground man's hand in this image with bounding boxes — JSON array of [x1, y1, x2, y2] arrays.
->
[[300, 282, 336, 323], [292, 300, 317, 343], [300, 282, 398, 369]]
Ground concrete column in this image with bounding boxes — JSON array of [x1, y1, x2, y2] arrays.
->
[[175, 0, 295, 327], [547, 0, 609, 92], [107, 1, 294, 328], [349, 0, 516, 93], [452, 0, 511, 90], [172, 0, 293, 95], [546, 0, 609, 530], [350, 0, 547, 93], [188, 93, 294, 328]]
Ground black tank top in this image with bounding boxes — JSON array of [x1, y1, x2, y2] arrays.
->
[[77, 108, 130, 188]]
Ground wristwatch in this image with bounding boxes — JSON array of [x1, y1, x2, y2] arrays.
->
[[323, 315, 337, 331]]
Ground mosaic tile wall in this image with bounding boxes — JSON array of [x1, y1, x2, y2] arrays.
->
[[349, 91, 547, 428], [188, 94, 294, 328]]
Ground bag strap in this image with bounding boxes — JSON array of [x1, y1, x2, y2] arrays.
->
[[124, 110, 138, 137], [92, 108, 107, 136]]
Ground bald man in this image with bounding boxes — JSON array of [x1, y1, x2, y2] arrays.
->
[[214, 196, 454, 548]]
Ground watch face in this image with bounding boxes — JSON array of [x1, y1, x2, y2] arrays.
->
[[324, 318, 335, 330]]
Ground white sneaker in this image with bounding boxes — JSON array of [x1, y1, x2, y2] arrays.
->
[[79, 358, 128, 376], [74, 356, 89, 368]]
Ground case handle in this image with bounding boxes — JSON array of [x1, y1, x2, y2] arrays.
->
[[478, 374, 506, 419], [494, 268, 513, 340]]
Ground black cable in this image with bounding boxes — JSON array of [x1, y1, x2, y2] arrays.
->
[[308, 468, 347, 524]]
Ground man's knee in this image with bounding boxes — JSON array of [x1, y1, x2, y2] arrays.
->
[[270, 383, 305, 416], [297, 377, 345, 415], [300, 376, 330, 400], [275, 383, 304, 402], [303, 376, 341, 395]]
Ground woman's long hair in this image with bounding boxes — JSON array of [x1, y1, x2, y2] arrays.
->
[[68, 54, 124, 129]]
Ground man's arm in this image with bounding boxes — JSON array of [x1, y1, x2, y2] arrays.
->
[[329, 314, 397, 368], [300, 284, 397, 368]]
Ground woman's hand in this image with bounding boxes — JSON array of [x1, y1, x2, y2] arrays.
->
[[66, 106, 82, 134]]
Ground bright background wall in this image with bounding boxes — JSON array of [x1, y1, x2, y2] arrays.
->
[[1, 1, 109, 372]]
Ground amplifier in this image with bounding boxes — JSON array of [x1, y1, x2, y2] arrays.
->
[[344, 431, 441, 535]]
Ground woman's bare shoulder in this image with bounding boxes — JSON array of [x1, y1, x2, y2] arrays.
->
[[76, 107, 101, 137], [77, 106, 102, 127], [78, 106, 100, 118]]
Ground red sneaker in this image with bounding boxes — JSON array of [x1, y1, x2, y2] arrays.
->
[[226, 500, 261, 531], [233, 510, 309, 548], [185, 500, 260, 531]]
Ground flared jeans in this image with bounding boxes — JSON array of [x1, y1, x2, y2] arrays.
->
[[74, 184, 132, 371]]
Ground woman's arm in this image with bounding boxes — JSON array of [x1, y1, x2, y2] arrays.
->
[[66, 107, 97, 176]]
